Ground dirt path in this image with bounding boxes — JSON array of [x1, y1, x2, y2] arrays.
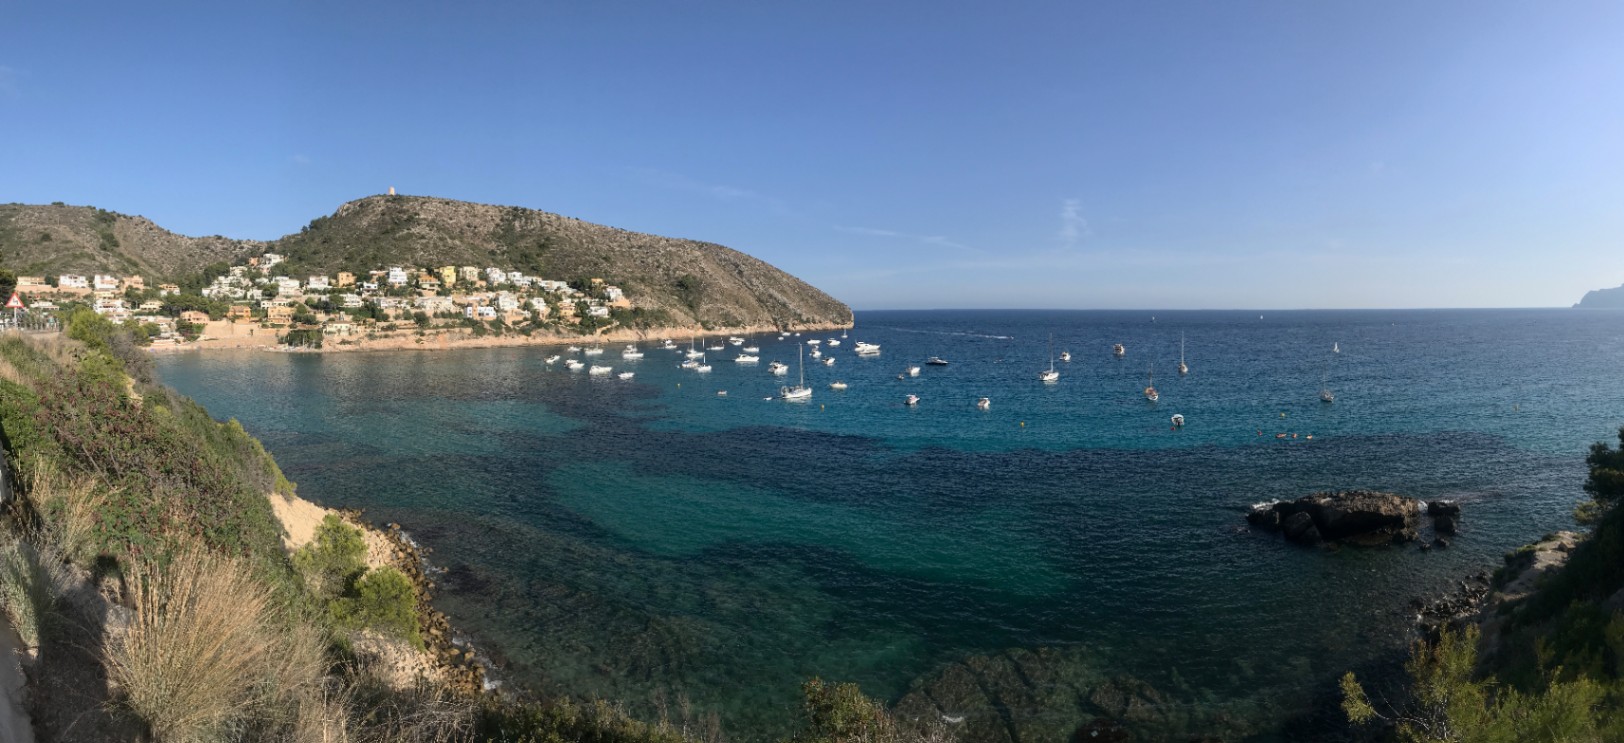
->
[[0, 613, 35, 743]]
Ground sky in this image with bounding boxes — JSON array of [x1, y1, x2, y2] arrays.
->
[[2, 1, 1621, 310]]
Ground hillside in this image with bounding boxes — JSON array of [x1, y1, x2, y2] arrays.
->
[[274, 195, 850, 329], [0, 203, 260, 280], [1574, 283, 1624, 309], [0, 195, 851, 330]]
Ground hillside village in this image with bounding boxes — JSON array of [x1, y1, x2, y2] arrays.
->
[[9, 252, 642, 349]]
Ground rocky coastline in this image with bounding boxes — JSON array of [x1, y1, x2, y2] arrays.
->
[[1246, 490, 1459, 548], [333, 508, 488, 695]]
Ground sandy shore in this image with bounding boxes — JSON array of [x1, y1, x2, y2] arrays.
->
[[154, 320, 852, 355]]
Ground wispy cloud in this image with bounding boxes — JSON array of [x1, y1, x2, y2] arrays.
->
[[628, 167, 798, 217], [1058, 198, 1090, 247], [835, 225, 973, 252]]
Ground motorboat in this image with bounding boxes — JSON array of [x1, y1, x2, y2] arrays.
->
[[976, 397, 991, 410], [735, 354, 759, 363], [854, 342, 881, 355], [743, 345, 760, 353], [829, 381, 848, 390], [1171, 413, 1185, 427], [810, 348, 822, 359], [729, 337, 745, 346], [904, 394, 919, 406], [805, 339, 821, 345], [618, 372, 635, 380], [565, 359, 585, 370], [589, 365, 612, 375], [826, 339, 840, 346], [906, 366, 921, 377], [717, 390, 727, 396], [925, 357, 949, 366], [567, 345, 582, 353], [584, 346, 604, 356], [822, 357, 835, 366], [768, 361, 789, 375], [621, 345, 644, 360], [706, 343, 725, 352], [660, 339, 677, 350], [1059, 351, 1071, 363], [1113, 343, 1125, 358], [680, 359, 699, 369], [544, 355, 561, 364]]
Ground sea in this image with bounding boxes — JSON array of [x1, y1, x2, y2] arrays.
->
[[155, 309, 1624, 741]]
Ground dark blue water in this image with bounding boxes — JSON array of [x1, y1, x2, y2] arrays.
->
[[155, 309, 1624, 740]]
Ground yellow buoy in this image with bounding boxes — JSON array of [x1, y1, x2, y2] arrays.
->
[[1020, 421, 1026, 427]]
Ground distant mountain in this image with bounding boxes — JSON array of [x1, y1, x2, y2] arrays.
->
[[0, 203, 260, 279], [0, 195, 852, 330], [1574, 284, 1624, 308]]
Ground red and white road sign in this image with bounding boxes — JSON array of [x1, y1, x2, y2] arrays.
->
[[3, 293, 23, 310]]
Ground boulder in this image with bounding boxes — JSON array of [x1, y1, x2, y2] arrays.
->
[[1435, 514, 1457, 535], [1246, 504, 1281, 529], [1427, 500, 1461, 518], [1281, 512, 1322, 545]]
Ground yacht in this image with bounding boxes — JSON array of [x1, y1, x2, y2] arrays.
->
[[823, 357, 835, 366], [904, 394, 919, 406], [829, 381, 848, 390], [976, 397, 991, 410], [826, 339, 840, 347], [544, 355, 561, 364], [728, 337, 745, 346], [1059, 350, 1071, 363], [565, 359, 585, 370], [695, 356, 712, 373], [742, 345, 760, 353], [584, 346, 604, 356], [589, 365, 612, 375], [735, 354, 759, 363], [679, 358, 699, 370], [809, 348, 822, 359], [1113, 343, 1125, 358], [805, 339, 821, 345], [1144, 367, 1159, 402], [1171, 414, 1185, 427], [925, 356, 948, 366], [778, 345, 812, 401], [854, 342, 881, 355], [706, 342, 725, 352], [906, 366, 921, 377], [567, 345, 582, 353], [618, 372, 635, 380], [1178, 333, 1189, 375], [768, 361, 789, 375], [660, 339, 677, 350], [621, 345, 644, 360], [1040, 334, 1060, 383]]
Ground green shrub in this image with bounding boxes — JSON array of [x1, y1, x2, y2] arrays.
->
[[293, 515, 366, 601], [341, 567, 420, 647]]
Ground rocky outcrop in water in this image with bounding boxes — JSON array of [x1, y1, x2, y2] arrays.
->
[[1247, 491, 1462, 547]]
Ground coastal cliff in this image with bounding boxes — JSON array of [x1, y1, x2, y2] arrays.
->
[[1574, 283, 1624, 309]]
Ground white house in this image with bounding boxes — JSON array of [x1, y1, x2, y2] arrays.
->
[[58, 275, 89, 289], [340, 293, 364, 308], [275, 277, 302, 297], [587, 305, 610, 318], [459, 266, 481, 283], [260, 253, 285, 268], [307, 275, 331, 291], [464, 305, 498, 320], [93, 275, 120, 291], [386, 267, 408, 286], [484, 268, 507, 285]]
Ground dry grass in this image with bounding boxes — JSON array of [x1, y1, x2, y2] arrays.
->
[[27, 466, 108, 564], [107, 548, 329, 742], [0, 534, 60, 653]]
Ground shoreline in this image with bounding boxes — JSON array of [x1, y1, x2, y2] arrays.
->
[[150, 320, 853, 355]]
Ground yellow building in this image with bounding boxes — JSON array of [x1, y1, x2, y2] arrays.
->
[[227, 305, 254, 322], [336, 272, 356, 288], [265, 306, 294, 326], [439, 266, 458, 287]]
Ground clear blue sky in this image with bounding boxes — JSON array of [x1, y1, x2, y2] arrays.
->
[[3, 2, 1621, 309]]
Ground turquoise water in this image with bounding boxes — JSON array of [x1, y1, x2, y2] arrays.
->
[[156, 309, 1624, 740]]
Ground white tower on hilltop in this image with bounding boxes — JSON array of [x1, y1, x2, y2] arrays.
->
[[388, 186, 396, 195]]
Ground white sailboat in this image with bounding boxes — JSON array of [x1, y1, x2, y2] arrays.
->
[[696, 355, 712, 373], [1039, 334, 1060, 383], [1144, 366, 1159, 402], [1178, 333, 1189, 375], [779, 344, 812, 400]]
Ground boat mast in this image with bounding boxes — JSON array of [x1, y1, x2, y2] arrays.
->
[[798, 343, 805, 388]]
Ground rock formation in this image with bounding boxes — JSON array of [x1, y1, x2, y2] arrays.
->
[[1247, 491, 1462, 547]]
